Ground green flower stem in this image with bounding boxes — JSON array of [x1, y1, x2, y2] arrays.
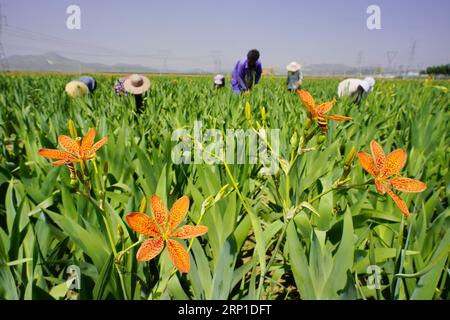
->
[[77, 189, 128, 300], [117, 240, 143, 263], [309, 180, 373, 204], [393, 214, 408, 299]]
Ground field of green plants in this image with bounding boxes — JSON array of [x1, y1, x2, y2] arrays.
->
[[0, 73, 449, 300]]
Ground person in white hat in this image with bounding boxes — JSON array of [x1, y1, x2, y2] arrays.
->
[[65, 76, 97, 97], [286, 62, 303, 91], [123, 74, 151, 113], [213, 74, 225, 89], [337, 77, 375, 104]]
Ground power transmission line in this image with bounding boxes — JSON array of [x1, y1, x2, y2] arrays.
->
[[407, 40, 417, 73], [356, 51, 363, 76], [158, 50, 170, 73], [386, 50, 398, 71], [211, 50, 222, 74], [3, 23, 216, 70]]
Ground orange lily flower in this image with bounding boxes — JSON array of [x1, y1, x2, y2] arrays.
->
[[297, 89, 352, 132], [38, 128, 108, 166], [125, 194, 208, 273], [357, 140, 427, 216]]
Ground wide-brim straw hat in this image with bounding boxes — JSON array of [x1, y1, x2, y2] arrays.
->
[[65, 80, 89, 97], [286, 62, 301, 72], [123, 74, 151, 95]]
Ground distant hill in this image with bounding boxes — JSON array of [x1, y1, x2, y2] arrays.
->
[[2, 52, 394, 76], [3, 52, 159, 73]]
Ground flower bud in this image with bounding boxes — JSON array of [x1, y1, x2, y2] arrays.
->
[[290, 131, 298, 147], [68, 119, 78, 139], [70, 178, 78, 188], [245, 102, 252, 121], [317, 134, 327, 145], [344, 146, 356, 166], [216, 184, 232, 202], [139, 197, 147, 214], [304, 117, 312, 130], [118, 224, 124, 238], [261, 106, 266, 123]]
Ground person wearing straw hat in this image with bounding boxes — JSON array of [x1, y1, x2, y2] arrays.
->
[[213, 74, 225, 89], [286, 62, 303, 91], [230, 49, 263, 95], [337, 77, 375, 104], [65, 75, 97, 97], [123, 74, 151, 114]]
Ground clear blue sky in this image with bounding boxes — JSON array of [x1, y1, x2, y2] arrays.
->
[[2, 0, 450, 71]]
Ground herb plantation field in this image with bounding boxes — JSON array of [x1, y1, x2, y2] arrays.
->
[[0, 74, 448, 300]]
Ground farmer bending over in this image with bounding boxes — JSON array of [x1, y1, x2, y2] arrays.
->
[[65, 75, 97, 97], [286, 61, 303, 91], [123, 74, 151, 114], [337, 77, 375, 104], [230, 49, 262, 95]]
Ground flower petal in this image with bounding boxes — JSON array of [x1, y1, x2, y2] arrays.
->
[[125, 212, 161, 236], [171, 225, 208, 239], [387, 177, 427, 193], [323, 114, 352, 121], [375, 179, 387, 194], [357, 151, 376, 177], [382, 149, 407, 178], [316, 98, 336, 115], [90, 136, 108, 153], [167, 239, 190, 273], [136, 238, 164, 262], [168, 196, 190, 232], [82, 128, 96, 150], [151, 194, 168, 229], [297, 90, 316, 115], [38, 149, 78, 161], [51, 159, 75, 166], [58, 135, 80, 156], [370, 140, 385, 172], [386, 188, 410, 216]]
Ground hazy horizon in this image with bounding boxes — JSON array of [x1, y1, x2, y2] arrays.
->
[[1, 0, 450, 72]]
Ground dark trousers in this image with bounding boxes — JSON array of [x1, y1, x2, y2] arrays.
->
[[134, 94, 143, 114]]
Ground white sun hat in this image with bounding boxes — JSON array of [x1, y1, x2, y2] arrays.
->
[[360, 77, 375, 92], [286, 61, 302, 72], [123, 74, 151, 95], [65, 80, 89, 97], [214, 74, 225, 84]]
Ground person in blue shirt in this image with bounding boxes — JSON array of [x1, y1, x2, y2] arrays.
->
[[230, 49, 263, 94]]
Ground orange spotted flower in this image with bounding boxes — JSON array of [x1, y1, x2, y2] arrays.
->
[[358, 140, 427, 216], [125, 194, 208, 273], [297, 89, 352, 132], [38, 128, 108, 166]]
